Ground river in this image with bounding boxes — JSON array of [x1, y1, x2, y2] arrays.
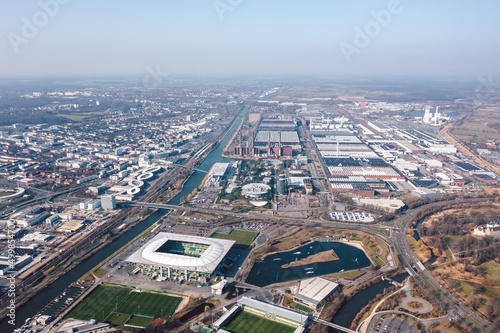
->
[[0, 105, 248, 331], [330, 273, 408, 332]]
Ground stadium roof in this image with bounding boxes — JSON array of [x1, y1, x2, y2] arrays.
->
[[126, 232, 235, 274], [238, 297, 307, 325]]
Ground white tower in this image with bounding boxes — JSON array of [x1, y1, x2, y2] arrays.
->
[[423, 106, 432, 124]]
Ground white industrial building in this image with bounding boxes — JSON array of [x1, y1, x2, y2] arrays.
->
[[294, 277, 339, 310]]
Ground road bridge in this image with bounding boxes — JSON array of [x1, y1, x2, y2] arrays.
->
[[170, 163, 209, 173], [119, 201, 391, 233]]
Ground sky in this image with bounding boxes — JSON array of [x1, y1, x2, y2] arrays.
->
[[1, 0, 499, 78]]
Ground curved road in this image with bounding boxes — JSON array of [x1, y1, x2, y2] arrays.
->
[[392, 197, 496, 332]]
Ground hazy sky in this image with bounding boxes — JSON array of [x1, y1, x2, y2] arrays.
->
[[1, 0, 499, 78]]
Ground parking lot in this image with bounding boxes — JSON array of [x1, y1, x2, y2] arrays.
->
[[368, 314, 421, 333], [330, 211, 374, 223]]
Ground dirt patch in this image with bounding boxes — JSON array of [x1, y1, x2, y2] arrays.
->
[[281, 250, 339, 268], [400, 297, 433, 314], [408, 301, 423, 309]]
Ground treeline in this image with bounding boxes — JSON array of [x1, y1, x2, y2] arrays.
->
[[0, 113, 72, 126], [453, 236, 500, 264], [419, 211, 492, 237], [486, 298, 500, 329], [418, 207, 500, 265]]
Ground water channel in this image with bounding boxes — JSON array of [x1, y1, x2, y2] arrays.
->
[[0, 105, 248, 331], [330, 273, 408, 332], [246, 241, 371, 287]]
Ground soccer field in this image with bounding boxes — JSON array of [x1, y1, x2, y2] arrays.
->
[[211, 229, 259, 247], [223, 311, 296, 333], [67, 284, 181, 326]]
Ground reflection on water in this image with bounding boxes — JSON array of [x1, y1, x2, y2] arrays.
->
[[245, 241, 371, 287], [330, 273, 408, 332]]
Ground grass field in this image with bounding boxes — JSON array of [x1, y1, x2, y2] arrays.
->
[[67, 284, 181, 327], [451, 107, 500, 145], [125, 315, 153, 328], [292, 303, 312, 313], [479, 261, 500, 283], [93, 267, 108, 278], [211, 229, 259, 247], [223, 311, 296, 333]]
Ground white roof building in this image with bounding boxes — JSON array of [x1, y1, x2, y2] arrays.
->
[[126, 232, 235, 276], [241, 183, 271, 198], [294, 277, 339, 309]]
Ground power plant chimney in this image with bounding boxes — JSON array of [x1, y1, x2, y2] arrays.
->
[[278, 131, 282, 157], [267, 131, 271, 156]]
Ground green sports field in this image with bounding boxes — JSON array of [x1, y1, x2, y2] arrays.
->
[[125, 314, 154, 328], [211, 229, 259, 247], [223, 311, 296, 333], [67, 284, 181, 327]]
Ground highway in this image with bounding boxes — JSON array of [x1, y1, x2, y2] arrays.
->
[[1, 185, 87, 216]]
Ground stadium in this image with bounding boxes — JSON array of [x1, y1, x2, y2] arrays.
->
[[126, 232, 235, 282], [214, 297, 308, 333]]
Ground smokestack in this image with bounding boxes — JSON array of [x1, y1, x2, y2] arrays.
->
[[239, 131, 243, 156], [278, 131, 282, 157], [268, 131, 271, 156]]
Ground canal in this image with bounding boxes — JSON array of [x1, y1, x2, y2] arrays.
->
[[0, 105, 248, 331], [330, 273, 408, 332], [170, 104, 248, 205], [245, 241, 371, 287]]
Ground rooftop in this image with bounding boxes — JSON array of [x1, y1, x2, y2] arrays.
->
[[295, 277, 339, 306], [126, 232, 235, 274]]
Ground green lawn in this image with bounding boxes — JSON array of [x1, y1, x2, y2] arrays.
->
[[293, 303, 312, 313], [333, 269, 363, 280], [67, 284, 181, 326], [93, 267, 108, 278], [479, 261, 500, 283], [106, 312, 129, 326], [211, 229, 259, 247], [118, 290, 181, 318], [125, 315, 153, 328], [223, 311, 296, 333], [68, 284, 130, 322]]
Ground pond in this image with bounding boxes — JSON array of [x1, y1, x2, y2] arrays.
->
[[245, 241, 371, 287]]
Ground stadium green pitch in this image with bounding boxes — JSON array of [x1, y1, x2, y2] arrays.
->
[[223, 311, 296, 333], [67, 284, 181, 327], [211, 229, 258, 247]]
